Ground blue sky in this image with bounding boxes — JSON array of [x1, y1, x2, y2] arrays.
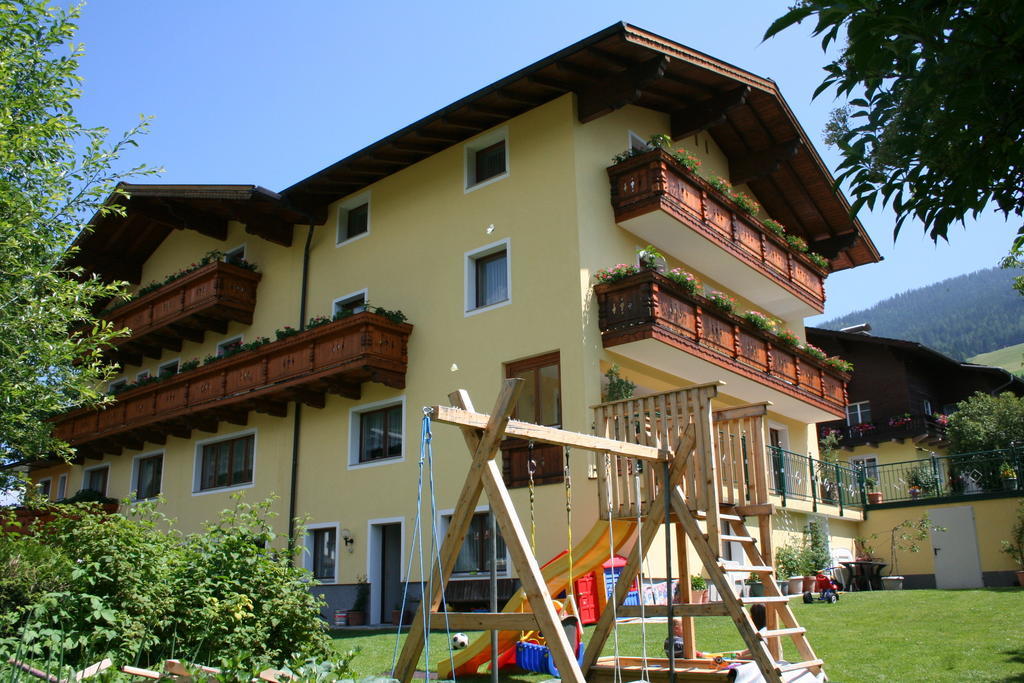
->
[[71, 0, 1019, 324]]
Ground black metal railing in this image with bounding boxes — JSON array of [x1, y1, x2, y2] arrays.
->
[[768, 446, 865, 513], [868, 447, 1024, 504]]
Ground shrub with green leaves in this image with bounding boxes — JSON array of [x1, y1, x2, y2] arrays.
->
[[0, 497, 332, 672]]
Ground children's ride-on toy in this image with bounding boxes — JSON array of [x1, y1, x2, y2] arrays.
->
[[803, 570, 841, 604]]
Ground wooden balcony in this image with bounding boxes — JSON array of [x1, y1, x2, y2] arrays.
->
[[608, 149, 827, 318], [102, 260, 262, 366], [594, 271, 847, 421], [55, 312, 412, 458], [818, 414, 948, 450]]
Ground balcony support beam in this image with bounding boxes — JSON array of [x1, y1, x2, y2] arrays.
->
[[729, 139, 802, 185], [129, 198, 229, 240], [670, 86, 749, 139], [253, 399, 288, 418], [577, 56, 670, 123], [167, 323, 206, 344]]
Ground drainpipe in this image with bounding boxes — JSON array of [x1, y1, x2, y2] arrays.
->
[[287, 224, 316, 552]]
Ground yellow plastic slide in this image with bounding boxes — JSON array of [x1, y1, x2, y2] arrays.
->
[[437, 519, 637, 678]]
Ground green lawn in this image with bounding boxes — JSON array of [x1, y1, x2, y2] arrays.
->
[[331, 589, 1024, 682]]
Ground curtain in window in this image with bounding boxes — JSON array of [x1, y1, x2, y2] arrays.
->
[[477, 252, 507, 307]]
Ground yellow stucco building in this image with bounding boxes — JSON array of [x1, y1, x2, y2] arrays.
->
[[37, 24, 1019, 623]]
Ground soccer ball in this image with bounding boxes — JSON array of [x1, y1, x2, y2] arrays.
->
[[451, 633, 469, 650]]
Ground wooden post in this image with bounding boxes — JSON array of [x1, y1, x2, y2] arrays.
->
[[675, 521, 696, 659], [393, 383, 522, 682], [582, 426, 696, 674]]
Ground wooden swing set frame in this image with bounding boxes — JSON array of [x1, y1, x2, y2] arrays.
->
[[394, 379, 827, 683]]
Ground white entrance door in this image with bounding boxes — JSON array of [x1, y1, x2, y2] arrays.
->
[[930, 506, 983, 589]]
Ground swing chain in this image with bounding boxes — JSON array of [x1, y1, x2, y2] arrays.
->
[[528, 440, 536, 554], [564, 446, 573, 598]]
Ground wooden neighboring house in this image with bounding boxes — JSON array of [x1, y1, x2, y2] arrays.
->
[[808, 326, 1024, 588]]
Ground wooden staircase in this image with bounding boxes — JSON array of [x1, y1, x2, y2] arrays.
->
[[586, 386, 826, 682]]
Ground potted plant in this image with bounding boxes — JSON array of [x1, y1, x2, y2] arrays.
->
[[389, 602, 405, 626], [347, 574, 369, 626], [907, 465, 937, 499], [865, 477, 883, 505], [775, 544, 801, 595], [1000, 461, 1018, 491], [1000, 500, 1024, 586], [690, 574, 708, 604], [745, 574, 764, 597], [801, 521, 831, 592]]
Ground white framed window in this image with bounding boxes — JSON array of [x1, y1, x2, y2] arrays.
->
[[56, 473, 67, 500], [439, 506, 509, 578], [83, 464, 110, 496], [333, 289, 368, 318], [845, 401, 872, 425], [192, 430, 256, 495], [224, 244, 246, 263], [348, 396, 406, 469], [135, 369, 151, 382], [305, 522, 340, 583], [767, 423, 790, 451], [335, 192, 371, 246], [465, 239, 510, 316], [131, 451, 164, 500], [158, 359, 180, 379], [37, 478, 52, 500], [921, 399, 933, 416], [464, 127, 508, 192], [628, 131, 649, 153], [849, 455, 879, 480], [108, 378, 128, 394], [217, 336, 243, 358]]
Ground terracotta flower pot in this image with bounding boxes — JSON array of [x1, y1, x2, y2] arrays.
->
[[802, 576, 816, 592], [867, 492, 884, 504], [1016, 570, 1024, 587], [346, 611, 365, 626], [691, 589, 707, 604]]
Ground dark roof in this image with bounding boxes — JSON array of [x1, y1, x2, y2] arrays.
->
[[281, 22, 880, 271], [806, 327, 1024, 394], [73, 23, 881, 281], [70, 184, 314, 283]]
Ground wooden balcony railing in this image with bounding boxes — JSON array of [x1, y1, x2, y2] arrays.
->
[[54, 312, 412, 458], [592, 386, 772, 520], [102, 260, 262, 365], [594, 270, 848, 416], [608, 149, 827, 313]]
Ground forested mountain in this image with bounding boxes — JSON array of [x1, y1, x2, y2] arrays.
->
[[821, 267, 1023, 360]]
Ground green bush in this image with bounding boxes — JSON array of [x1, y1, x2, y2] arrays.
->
[[0, 496, 332, 672], [0, 532, 74, 617], [801, 521, 832, 574]]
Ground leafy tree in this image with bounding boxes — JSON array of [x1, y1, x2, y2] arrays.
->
[[765, 2, 1024, 256], [0, 2, 155, 472], [946, 391, 1024, 453]]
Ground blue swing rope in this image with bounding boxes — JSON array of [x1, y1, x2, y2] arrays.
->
[[390, 410, 457, 681]]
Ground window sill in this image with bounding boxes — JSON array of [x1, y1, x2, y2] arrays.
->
[[464, 171, 508, 194], [464, 297, 511, 318], [191, 482, 255, 497], [347, 455, 405, 471], [335, 231, 370, 248], [449, 572, 511, 581]]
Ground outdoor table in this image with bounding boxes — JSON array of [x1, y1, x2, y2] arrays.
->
[[840, 560, 887, 591]]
